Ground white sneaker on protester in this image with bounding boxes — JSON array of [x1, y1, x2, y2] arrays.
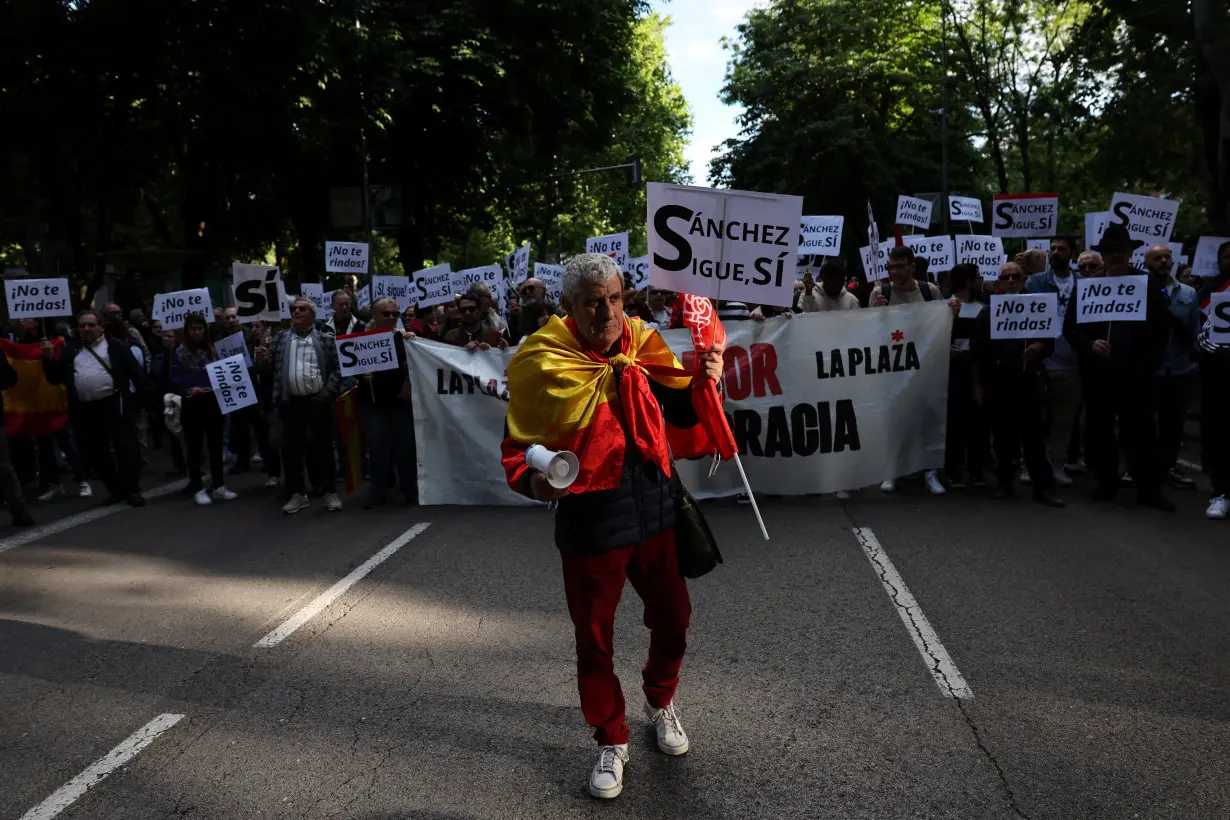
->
[[644, 700, 689, 755], [194, 489, 212, 507], [37, 485, 64, 502], [212, 486, 238, 502], [588, 744, 629, 799], [283, 493, 310, 514], [1206, 495, 1228, 520], [1020, 467, 1032, 485], [264, 476, 280, 489], [324, 493, 343, 512], [78, 481, 92, 498], [880, 479, 897, 493], [252, 453, 264, 465], [834, 490, 850, 500], [925, 470, 946, 495], [1052, 466, 1073, 487]]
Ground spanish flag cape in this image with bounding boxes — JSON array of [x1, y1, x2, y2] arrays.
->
[[0, 338, 67, 437], [505, 315, 714, 493]]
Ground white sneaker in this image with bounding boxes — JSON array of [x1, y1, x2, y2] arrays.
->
[[252, 453, 264, 465], [283, 493, 310, 514], [78, 481, 93, 498], [588, 744, 629, 799], [834, 490, 850, 500], [264, 476, 280, 489], [212, 486, 238, 502], [880, 479, 897, 493], [1019, 468, 1032, 485], [1206, 495, 1229, 520], [644, 700, 689, 755], [37, 485, 64, 502], [925, 470, 946, 495], [324, 493, 343, 512], [193, 489, 212, 506], [1052, 466, 1073, 487]]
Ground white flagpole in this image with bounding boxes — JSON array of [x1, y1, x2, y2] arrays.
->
[[732, 453, 769, 540]]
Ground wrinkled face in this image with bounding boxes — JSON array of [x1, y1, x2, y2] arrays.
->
[[78, 313, 103, 344], [104, 304, 123, 324], [997, 263, 1025, 295], [291, 300, 315, 330], [1077, 255, 1104, 277], [563, 274, 624, 352], [333, 294, 352, 321], [886, 256, 914, 287], [518, 281, 545, 304], [457, 298, 481, 327], [370, 301, 399, 330]]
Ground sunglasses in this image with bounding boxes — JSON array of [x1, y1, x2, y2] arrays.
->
[[649, 290, 667, 297], [518, 287, 535, 295], [1078, 264, 1101, 271], [292, 305, 311, 312], [999, 273, 1023, 281]]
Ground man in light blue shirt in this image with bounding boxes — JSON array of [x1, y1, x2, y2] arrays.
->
[[1145, 244, 1202, 488]]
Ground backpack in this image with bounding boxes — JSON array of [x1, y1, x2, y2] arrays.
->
[[883, 282, 935, 304]]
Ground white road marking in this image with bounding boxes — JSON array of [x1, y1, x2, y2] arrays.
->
[[853, 527, 973, 699], [19, 713, 184, 820], [254, 522, 431, 648], [1178, 459, 1202, 473], [0, 480, 184, 554]]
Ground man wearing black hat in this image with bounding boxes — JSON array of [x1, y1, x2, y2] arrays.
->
[[1063, 222, 1173, 510]]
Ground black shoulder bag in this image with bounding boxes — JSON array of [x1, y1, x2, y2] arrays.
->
[[668, 453, 723, 579]]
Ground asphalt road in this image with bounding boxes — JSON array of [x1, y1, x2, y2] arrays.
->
[[2, 458, 1228, 820]]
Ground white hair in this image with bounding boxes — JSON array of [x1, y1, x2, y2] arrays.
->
[[562, 253, 622, 304]]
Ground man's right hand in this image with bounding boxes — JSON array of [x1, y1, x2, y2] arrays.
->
[[40, 339, 54, 359], [255, 346, 269, 362], [802, 272, 815, 292], [873, 294, 888, 307], [1092, 339, 1112, 358], [530, 471, 569, 501]]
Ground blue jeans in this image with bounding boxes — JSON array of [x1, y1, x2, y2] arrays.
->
[[358, 400, 416, 502]]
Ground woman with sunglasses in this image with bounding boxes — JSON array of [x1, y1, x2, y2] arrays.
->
[[171, 312, 237, 506]]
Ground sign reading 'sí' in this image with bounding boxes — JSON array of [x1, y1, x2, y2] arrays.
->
[[232, 264, 285, 323], [647, 182, 804, 308]]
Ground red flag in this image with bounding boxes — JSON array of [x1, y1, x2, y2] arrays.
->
[[677, 294, 737, 461]]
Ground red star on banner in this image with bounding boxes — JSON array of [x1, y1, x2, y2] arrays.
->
[[891, 330, 905, 343]]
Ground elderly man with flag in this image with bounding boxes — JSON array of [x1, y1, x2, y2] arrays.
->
[[502, 253, 725, 800]]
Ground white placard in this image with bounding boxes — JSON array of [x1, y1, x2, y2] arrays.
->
[[798, 216, 844, 255], [903, 235, 956, 272], [533, 262, 564, 304], [991, 193, 1059, 238], [647, 182, 804, 308], [372, 275, 412, 307], [867, 199, 881, 253], [205, 354, 257, 415], [949, 196, 983, 224], [451, 264, 502, 298], [958, 301, 984, 319], [858, 240, 895, 281], [990, 293, 1059, 339], [1076, 275, 1148, 324], [627, 255, 650, 291], [1130, 242, 1183, 274], [895, 195, 933, 230], [1192, 236, 1230, 278], [1026, 239, 1050, 252], [280, 292, 294, 321], [231, 264, 284, 323], [4, 277, 71, 319], [1208, 293, 1230, 344], [154, 288, 214, 330], [1085, 211, 1111, 252], [356, 284, 371, 310], [1109, 192, 1180, 243], [411, 264, 452, 308], [510, 242, 531, 283], [300, 283, 332, 319], [324, 241, 369, 274], [214, 330, 252, 367], [335, 330, 400, 377], [586, 232, 629, 272], [955, 235, 1007, 280]]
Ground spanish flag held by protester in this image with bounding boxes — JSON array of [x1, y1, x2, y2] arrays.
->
[[0, 338, 67, 436], [336, 386, 364, 494]]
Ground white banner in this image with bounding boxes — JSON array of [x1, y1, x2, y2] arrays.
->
[[586, 232, 629, 272], [1208, 293, 1230, 344], [991, 193, 1059, 238], [627, 255, 650, 291], [903, 235, 956, 272], [534, 263, 564, 304], [411, 264, 451, 308], [451, 264, 501, 297], [1192, 236, 1230, 278], [336, 330, 399, 377], [990, 294, 1058, 339], [858, 240, 895, 281], [214, 330, 252, 367], [799, 216, 844, 255], [4, 278, 71, 319], [1076, 275, 1148, 323], [373, 275, 413, 308], [205, 354, 257, 415], [153, 288, 213, 330], [895, 195, 933, 230], [231, 264, 284, 323], [955, 235, 1007, 279], [949, 196, 983, 224], [647, 182, 803, 308], [406, 306, 953, 504], [1109, 192, 1179, 243], [325, 241, 369, 274]]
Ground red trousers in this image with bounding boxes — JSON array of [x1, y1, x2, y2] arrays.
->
[[561, 529, 692, 746]]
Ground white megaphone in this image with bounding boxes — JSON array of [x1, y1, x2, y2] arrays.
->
[[525, 444, 580, 490]]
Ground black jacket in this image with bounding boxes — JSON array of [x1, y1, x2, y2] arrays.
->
[[971, 308, 1054, 394], [1062, 281, 1170, 377], [43, 336, 153, 405]]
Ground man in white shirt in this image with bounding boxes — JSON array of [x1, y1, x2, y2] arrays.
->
[[799, 262, 860, 312]]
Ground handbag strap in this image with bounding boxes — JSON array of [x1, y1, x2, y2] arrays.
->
[[84, 341, 114, 376]]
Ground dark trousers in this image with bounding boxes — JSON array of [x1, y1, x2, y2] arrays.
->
[[1154, 372, 1194, 472], [228, 404, 272, 469], [182, 393, 225, 490], [72, 394, 142, 497], [561, 530, 691, 746], [1083, 368, 1161, 495], [0, 426, 28, 514], [36, 426, 88, 488], [1199, 352, 1230, 498], [281, 396, 335, 496], [945, 373, 987, 482], [988, 375, 1053, 494], [358, 400, 416, 502]]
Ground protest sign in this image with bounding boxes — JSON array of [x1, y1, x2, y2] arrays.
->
[[154, 288, 213, 330], [955, 235, 1007, 279], [627, 255, 650, 290], [799, 216, 844, 255], [533, 263, 564, 304], [335, 329, 399, 377], [991, 193, 1059, 238], [867, 199, 880, 252], [1192, 236, 1230, 278], [1208, 293, 1230, 344], [1130, 241, 1182, 273], [949, 196, 983, 224], [903, 235, 956, 272], [205, 354, 257, 415], [4, 278, 71, 319], [406, 303, 952, 504], [990, 293, 1059, 339], [411, 264, 452, 308], [509, 242, 531, 283], [214, 330, 252, 367], [1109, 192, 1180, 243], [373, 275, 412, 307], [858, 240, 895, 281], [300, 283, 331, 318], [1085, 211, 1111, 251], [324, 241, 369, 274], [895, 195, 933, 230], [356, 284, 371, 310], [586, 232, 629, 272], [280, 292, 294, 321], [647, 182, 804, 308], [231, 264, 284, 323], [1076, 274, 1148, 323], [1026, 239, 1050, 252], [451, 264, 501, 297]]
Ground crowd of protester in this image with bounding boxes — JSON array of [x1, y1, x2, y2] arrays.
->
[[0, 229, 1226, 525]]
